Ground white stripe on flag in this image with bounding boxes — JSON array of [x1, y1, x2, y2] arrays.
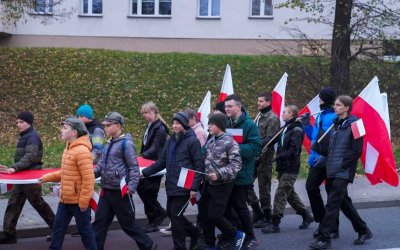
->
[[177, 168, 188, 188]]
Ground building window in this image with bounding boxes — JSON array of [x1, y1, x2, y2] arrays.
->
[[198, 0, 220, 17], [34, 0, 54, 14], [250, 0, 273, 17], [131, 0, 172, 16], [81, 0, 103, 15]]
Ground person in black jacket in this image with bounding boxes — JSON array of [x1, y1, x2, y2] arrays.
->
[[310, 96, 372, 249], [142, 111, 204, 250], [137, 102, 169, 233], [0, 111, 55, 244], [262, 105, 313, 234]]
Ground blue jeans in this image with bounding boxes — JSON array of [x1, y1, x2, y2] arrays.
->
[[50, 203, 97, 250]]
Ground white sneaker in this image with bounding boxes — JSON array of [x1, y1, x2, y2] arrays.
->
[[159, 223, 172, 236]]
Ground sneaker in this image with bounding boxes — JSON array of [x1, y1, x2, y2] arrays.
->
[[0, 232, 17, 244], [313, 229, 320, 238], [330, 232, 339, 240], [309, 240, 331, 249], [261, 224, 280, 234], [353, 230, 372, 245], [46, 235, 52, 242], [71, 231, 80, 237], [253, 219, 269, 228], [159, 224, 172, 236], [153, 212, 168, 227], [234, 230, 246, 250], [145, 224, 160, 233], [242, 237, 259, 250]]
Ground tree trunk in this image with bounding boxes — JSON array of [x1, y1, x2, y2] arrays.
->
[[330, 0, 353, 94]]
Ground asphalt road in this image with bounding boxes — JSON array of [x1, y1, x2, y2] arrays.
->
[[1, 206, 400, 250]]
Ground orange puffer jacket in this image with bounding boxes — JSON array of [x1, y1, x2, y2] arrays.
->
[[42, 135, 95, 209]]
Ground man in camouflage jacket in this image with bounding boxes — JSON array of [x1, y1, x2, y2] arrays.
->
[[247, 92, 281, 228]]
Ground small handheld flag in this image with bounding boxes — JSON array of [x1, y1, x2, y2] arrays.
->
[[351, 119, 366, 139], [177, 168, 196, 190], [120, 177, 128, 198]]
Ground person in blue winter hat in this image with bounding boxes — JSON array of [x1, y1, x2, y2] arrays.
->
[[77, 104, 105, 165]]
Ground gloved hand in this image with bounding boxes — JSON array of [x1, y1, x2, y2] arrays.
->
[[298, 113, 311, 126]]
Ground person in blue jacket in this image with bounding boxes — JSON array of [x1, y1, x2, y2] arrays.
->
[[300, 87, 340, 238]]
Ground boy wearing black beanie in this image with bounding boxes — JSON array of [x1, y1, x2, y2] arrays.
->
[[200, 113, 245, 249], [0, 111, 55, 244]]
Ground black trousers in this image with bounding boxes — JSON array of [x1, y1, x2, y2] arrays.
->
[[137, 176, 166, 224], [167, 195, 198, 250], [318, 178, 369, 241], [201, 182, 236, 246], [226, 185, 254, 239], [92, 189, 153, 250]]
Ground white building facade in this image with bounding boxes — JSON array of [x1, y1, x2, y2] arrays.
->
[[0, 0, 332, 55]]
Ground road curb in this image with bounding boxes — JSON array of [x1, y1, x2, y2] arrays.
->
[[15, 199, 400, 239]]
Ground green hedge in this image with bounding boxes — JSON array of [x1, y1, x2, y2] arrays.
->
[[0, 48, 399, 173]]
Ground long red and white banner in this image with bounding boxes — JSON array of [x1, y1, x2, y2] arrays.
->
[[0, 157, 165, 185]]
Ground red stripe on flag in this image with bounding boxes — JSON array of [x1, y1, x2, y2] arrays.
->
[[218, 92, 228, 102], [271, 91, 283, 118], [352, 96, 398, 186], [351, 122, 361, 139], [89, 192, 99, 212], [184, 169, 195, 190], [232, 135, 243, 144]]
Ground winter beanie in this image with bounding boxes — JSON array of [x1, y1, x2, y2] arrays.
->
[[76, 104, 94, 119], [17, 111, 34, 125], [214, 101, 226, 114], [319, 87, 337, 106], [208, 113, 228, 132], [173, 112, 190, 130]]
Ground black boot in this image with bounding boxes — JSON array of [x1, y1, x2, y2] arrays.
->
[[251, 203, 264, 225], [298, 209, 314, 229], [0, 232, 17, 244], [261, 215, 280, 234], [254, 208, 271, 228]]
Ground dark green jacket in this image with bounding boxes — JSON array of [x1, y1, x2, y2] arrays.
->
[[12, 126, 43, 171], [228, 109, 262, 185]]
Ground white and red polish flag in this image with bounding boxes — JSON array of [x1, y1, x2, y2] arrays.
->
[[218, 64, 234, 102], [197, 91, 211, 130], [89, 191, 100, 212], [120, 177, 128, 198], [299, 94, 321, 153], [177, 167, 196, 190], [226, 128, 243, 144], [0, 183, 13, 194], [351, 119, 366, 139], [271, 73, 288, 126], [352, 76, 398, 187]]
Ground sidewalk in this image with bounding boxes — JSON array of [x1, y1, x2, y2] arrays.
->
[[0, 175, 399, 238]]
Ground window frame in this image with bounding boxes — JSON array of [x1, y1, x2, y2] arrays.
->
[[249, 0, 274, 19], [31, 0, 54, 15], [128, 0, 172, 18], [79, 0, 103, 17], [196, 0, 221, 19]]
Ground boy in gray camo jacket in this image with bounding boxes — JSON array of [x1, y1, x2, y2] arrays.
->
[[200, 113, 245, 249]]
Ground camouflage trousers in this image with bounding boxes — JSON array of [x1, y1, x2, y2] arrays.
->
[[3, 184, 55, 236], [272, 173, 306, 217], [247, 149, 274, 210]]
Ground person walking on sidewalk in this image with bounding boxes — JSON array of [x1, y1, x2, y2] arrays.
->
[[138, 102, 168, 233], [185, 108, 208, 147], [262, 105, 314, 234], [40, 117, 96, 250], [77, 104, 105, 165], [247, 92, 280, 228], [142, 111, 204, 250], [300, 87, 340, 239], [0, 111, 55, 244], [309, 96, 372, 249], [224, 94, 262, 249], [92, 112, 156, 250], [201, 113, 245, 249]]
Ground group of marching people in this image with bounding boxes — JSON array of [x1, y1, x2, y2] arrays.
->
[[0, 87, 373, 250]]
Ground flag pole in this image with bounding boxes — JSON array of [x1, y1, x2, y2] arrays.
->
[[177, 199, 190, 216], [261, 126, 285, 154], [317, 124, 335, 143], [128, 194, 135, 213]]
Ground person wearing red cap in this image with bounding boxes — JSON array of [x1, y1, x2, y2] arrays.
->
[[0, 111, 55, 244]]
